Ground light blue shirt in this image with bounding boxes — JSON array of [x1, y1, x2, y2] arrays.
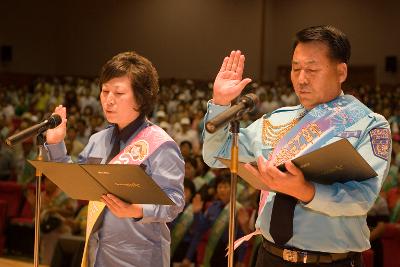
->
[[46, 121, 185, 267], [202, 97, 391, 253]]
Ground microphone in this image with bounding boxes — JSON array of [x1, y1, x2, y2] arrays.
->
[[6, 114, 62, 146], [205, 93, 258, 133]]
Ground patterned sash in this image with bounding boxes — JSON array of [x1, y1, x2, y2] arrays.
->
[[234, 95, 372, 253], [258, 95, 371, 212], [170, 204, 194, 256], [81, 125, 173, 267]]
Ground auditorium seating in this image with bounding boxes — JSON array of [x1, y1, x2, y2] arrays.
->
[[6, 183, 38, 257], [0, 200, 7, 255], [362, 249, 374, 267], [0, 181, 23, 219], [382, 223, 400, 267]]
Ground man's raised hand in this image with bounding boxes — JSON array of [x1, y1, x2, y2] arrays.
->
[[212, 50, 252, 106]]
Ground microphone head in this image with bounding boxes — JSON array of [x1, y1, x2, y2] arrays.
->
[[48, 114, 62, 128], [240, 93, 259, 112], [5, 114, 63, 147]]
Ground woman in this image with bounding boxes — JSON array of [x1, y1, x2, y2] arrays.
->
[[46, 51, 185, 267]]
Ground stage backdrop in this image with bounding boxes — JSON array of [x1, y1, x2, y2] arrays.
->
[[0, 0, 399, 84]]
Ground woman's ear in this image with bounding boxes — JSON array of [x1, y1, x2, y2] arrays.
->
[[337, 62, 348, 84]]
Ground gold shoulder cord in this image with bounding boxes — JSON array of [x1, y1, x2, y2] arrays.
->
[[262, 112, 305, 147]]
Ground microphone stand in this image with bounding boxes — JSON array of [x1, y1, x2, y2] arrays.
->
[[205, 94, 258, 267], [33, 133, 47, 267], [228, 119, 239, 267]]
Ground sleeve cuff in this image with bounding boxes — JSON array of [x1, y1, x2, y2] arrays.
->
[[206, 100, 231, 121], [135, 204, 156, 223], [45, 141, 67, 161], [302, 182, 330, 210]]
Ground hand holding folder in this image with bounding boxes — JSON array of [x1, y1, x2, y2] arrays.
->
[[217, 139, 377, 190], [28, 160, 174, 205]]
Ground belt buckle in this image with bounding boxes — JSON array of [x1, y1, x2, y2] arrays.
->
[[283, 249, 298, 263]]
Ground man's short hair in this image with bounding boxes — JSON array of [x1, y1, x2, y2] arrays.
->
[[184, 178, 196, 197], [180, 140, 193, 150], [293, 25, 351, 64], [215, 174, 231, 187], [184, 156, 197, 169], [99, 51, 159, 116]]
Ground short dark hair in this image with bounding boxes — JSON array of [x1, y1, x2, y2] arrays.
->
[[184, 178, 196, 198], [293, 25, 351, 64], [215, 174, 231, 187], [180, 140, 193, 150], [99, 51, 159, 116], [184, 156, 198, 169]]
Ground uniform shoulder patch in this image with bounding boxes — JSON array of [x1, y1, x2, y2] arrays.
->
[[369, 128, 391, 160]]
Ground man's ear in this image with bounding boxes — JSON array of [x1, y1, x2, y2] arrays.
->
[[337, 63, 347, 84]]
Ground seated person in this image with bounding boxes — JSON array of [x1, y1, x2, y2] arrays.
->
[[27, 177, 77, 265], [181, 175, 249, 267], [50, 204, 88, 267], [169, 179, 196, 266]]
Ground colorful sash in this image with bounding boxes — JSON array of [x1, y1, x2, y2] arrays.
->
[[258, 95, 371, 212], [81, 124, 173, 267], [202, 201, 242, 267], [170, 204, 194, 256], [234, 95, 372, 252]]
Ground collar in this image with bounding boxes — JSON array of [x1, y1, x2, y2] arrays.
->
[[110, 114, 146, 144], [301, 91, 344, 111]]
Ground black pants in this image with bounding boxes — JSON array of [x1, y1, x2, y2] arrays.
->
[[255, 244, 364, 267], [370, 238, 384, 267]]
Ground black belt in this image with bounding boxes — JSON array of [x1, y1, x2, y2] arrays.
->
[[262, 238, 357, 264]]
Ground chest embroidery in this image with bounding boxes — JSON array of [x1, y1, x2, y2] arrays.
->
[[262, 112, 305, 148], [262, 118, 299, 147]]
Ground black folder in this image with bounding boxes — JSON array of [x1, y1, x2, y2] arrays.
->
[[28, 160, 175, 205], [217, 139, 377, 190]]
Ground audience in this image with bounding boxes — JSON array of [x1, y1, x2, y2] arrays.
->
[[1, 76, 400, 266]]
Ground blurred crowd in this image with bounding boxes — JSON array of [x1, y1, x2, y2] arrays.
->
[[1, 76, 400, 266]]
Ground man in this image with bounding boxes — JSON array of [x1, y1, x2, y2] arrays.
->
[[203, 25, 392, 266], [181, 175, 249, 267], [46, 51, 185, 267], [174, 117, 200, 154]]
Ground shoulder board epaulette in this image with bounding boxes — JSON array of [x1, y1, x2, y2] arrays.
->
[[270, 105, 303, 114], [263, 105, 303, 119]]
